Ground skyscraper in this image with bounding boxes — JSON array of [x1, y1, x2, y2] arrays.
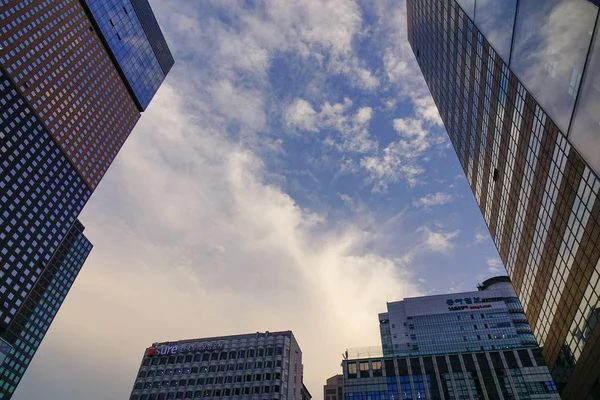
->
[[0, 220, 92, 398], [0, 0, 173, 397], [341, 277, 559, 399], [406, 0, 600, 397], [129, 331, 304, 400]]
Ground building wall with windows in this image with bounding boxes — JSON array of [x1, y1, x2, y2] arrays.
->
[[324, 374, 343, 400], [130, 331, 303, 400], [406, 0, 600, 397], [0, 0, 141, 190], [0, 69, 91, 337], [380, 277, 535, 357], [343, 349, 558, 400], [0, 220, 92, 398]]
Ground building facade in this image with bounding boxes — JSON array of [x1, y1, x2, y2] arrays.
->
[[342, 277, 558, 399], [324, 375, 343, 400], [406, 0, 600, 397], [379, 277, 535, 357], [130, 331, 303, 400], [0, 220, 92, 398], [0, 0, 173, 397], [343, 349, 558, 400]]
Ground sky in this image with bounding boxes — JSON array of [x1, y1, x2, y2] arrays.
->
[[14, 1, 504, 399]]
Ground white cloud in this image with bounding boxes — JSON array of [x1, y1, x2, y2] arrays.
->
[[285, 98, 376, 153], [419, 226, 460, 253], [474, 232, 488, 244], [356, 68, 380, 90], [486, 258, 503, 273], [360, 117, 446, 190], [285, 98, 318, 132], [413, 192, 454, 208]]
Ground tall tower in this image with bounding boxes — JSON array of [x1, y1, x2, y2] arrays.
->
[[0, 0, 173, 397], [406, 0, 600, 397]]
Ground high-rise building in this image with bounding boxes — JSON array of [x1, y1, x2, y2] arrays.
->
[[406, 0, 600, 397], [130, 331, 303, 400], [323, 374, 343, 400], [341, 277, 559, 399], [0, 220, 92, 398], [0, 0, 173, 397]]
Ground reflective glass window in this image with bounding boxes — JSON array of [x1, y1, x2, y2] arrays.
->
[[474, 0, 517, 61], [456, 0, 475, 19], [510, 0, 598, 132], [569, 21, 600, 175]]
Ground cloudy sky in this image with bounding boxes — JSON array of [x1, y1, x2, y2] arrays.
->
[[14, 1, 503, 399]]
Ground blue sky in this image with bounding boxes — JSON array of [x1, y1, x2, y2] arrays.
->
[[14, 1, 504, 399]]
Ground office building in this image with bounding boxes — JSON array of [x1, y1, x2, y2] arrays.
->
[[130, 331, 303, 400], [0, 221, 92, 398], [0, 0, 173, 397], [323, 374, 343, 400], [342, 277, 558, 399], [379, 276, 535, 357], [343, 349, 558, 400], [406, 0, 600, 397]]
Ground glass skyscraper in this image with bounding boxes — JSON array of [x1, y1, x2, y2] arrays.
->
[[0, 0, 173, 397], [406, 0, 600, 397], [342, 278, 558, 399]]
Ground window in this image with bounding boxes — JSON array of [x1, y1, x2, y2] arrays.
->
[[348, 363, 357, 378], [372, 361, 382, 377], [359, 362, 369, 378]]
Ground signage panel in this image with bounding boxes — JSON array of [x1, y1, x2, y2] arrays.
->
[[147, 341, 225, 357]]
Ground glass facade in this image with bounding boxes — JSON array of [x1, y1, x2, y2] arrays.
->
[[510, 0, 597, 133], [420, 0, 600, 176], [0, 220, 92, 398], [407, 0, 600, 397], [569, 27, 600, 173], [82, 0, 174, 110], [130, 332, 303, 400], [473, 0, 516, 62], [343, 350, 559, 400]]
